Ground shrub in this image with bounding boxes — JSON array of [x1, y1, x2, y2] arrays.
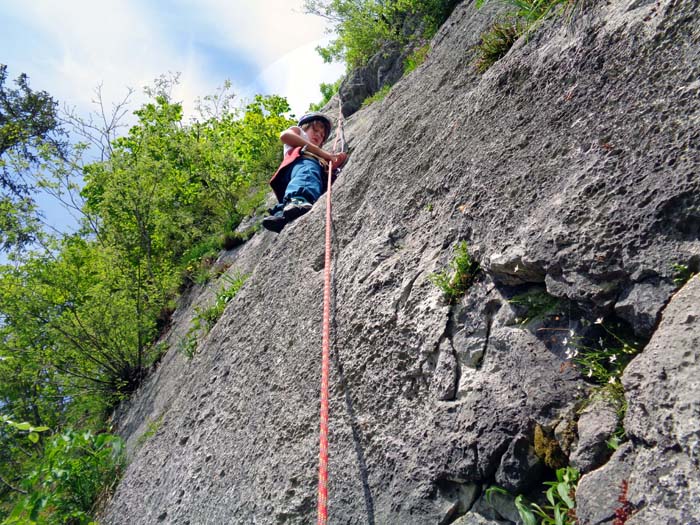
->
[[474, 0, 575, 73], [474, 19, 524, 73], [308, 77, 344, 112], [306, 0, 458, 69], [429, 241, 480, 302], [361, 85, 392, 108], [179, 272, 248, 359], [220, 224, 259, 251], [5, 431, 124, 525], [672, 262, 697, 286], [508, 288, 561, 326], [403, 43, 431, 74], [572, 319, 642, 387], [515, 466, 580, 525]]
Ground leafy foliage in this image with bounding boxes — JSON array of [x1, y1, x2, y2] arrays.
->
[[508, 288, 561, 326], [474, 19, 524, 73], [0, 65, 68, 252], [515, 467, 580, 525], [672, 262, 697, 286], [180, 272, 248, 359], [0, 77, 294, 519], [305, 0, 458, 69], [572, 320, 642, 387], [429, 241, 480, 302], [309, 77, 344, 111], [361, 85, 393, 108], [403, 43, 431, 74], [3, 430, 124, 525], [474, 0, 575, 73]]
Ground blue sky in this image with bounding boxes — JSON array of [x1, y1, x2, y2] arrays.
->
[[1, 0, 345, 236], [1, 0, 344, 117]]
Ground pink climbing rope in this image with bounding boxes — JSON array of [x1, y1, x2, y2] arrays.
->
[[317, 100, 344, 525]]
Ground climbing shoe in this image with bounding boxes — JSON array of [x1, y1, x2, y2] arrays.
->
[[283, 198, 313, 221], [262, 212, 287, 233]]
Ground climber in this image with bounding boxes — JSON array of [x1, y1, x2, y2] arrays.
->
[[262, 112, 347, 233]]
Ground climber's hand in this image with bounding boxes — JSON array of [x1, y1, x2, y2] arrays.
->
[[330, 152, 347, 168]]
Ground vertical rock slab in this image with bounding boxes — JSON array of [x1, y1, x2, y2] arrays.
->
[[577, 277, 700, 524]]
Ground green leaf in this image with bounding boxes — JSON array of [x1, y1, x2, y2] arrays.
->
[[557, 481, 575, 508], [554, 504, 565, 525], [29, 493, 47, 521], [31, 425, 50, 432], [14, 421, 32, 430], [514, 495, 537, 525], [28, 431, 39, 443], [546, 485, 556, 506]]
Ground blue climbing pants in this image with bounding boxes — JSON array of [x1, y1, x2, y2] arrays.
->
[[284, 158, 325, 204]]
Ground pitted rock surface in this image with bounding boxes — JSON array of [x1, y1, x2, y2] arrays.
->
[[102, 0, 700, 523]]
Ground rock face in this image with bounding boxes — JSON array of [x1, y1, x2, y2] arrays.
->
[[576, 276, 700, 525], [102, 0, 700, 524]]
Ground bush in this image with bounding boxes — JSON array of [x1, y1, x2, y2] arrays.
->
[[361, 85, 392, 108], [474, 0, 575, 73], [179, 272, 248, 359], [429, 241, 480, 302], [403, 43, 431, 74], [4, 431, 124, 525], [305, 0, 458, 69], [474, 19, 524, 73]]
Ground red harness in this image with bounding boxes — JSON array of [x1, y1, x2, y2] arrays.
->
[[269, 147, 339, 203]]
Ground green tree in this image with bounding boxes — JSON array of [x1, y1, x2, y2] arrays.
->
[[304, 0, 458, 68], [0, 65, 67, 252]]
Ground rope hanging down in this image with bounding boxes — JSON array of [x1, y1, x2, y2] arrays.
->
[[317, 99, 345, 525]]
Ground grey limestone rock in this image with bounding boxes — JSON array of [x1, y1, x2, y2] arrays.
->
[[614, 277, 677, 338], [102, 0, 700, 523], [577, 276, 700, 524], [569, 396, 620, 473]]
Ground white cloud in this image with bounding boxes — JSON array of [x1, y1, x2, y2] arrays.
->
[[167, 0, 332, 67], [1, 0, 341, 121], [256, 38, 345, 117]]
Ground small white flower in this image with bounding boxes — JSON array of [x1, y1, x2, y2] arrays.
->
[[599, 337, 604, 347], [609, 354, 617, 363], [569, 329, 575, 337], [514, 264, 519, 273], [563, 337, 568, 346], [608, 376, 617, 384], [587, 369, 594, 378], [595, 317, 604, 325]]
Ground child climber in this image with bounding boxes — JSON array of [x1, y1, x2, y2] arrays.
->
[[262, 112, 347, 233]]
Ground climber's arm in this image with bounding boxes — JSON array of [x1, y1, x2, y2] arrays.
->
[[280, 127, 347, 168]]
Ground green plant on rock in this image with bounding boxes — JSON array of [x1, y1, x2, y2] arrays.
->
[[534, 423, 567, 469], [572, 319, 641, 388], [514, 466, 580, 525], [672, 262, 697, 286], [474, 18, 524, 73], [509, 288, 561, 326], [404, 43, 431, 74], [4, 430, 124, 525], [197, 273, 248, 332], [361, 84, 392, 108], [179, 272, 248, 359], [221, 224, 259, 251], [474, 0, 576, 73], [136, 415, 164, 448], [429, 241, 480, 302]]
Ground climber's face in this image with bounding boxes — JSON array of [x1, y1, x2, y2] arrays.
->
[[305, 121, 327, 147]]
